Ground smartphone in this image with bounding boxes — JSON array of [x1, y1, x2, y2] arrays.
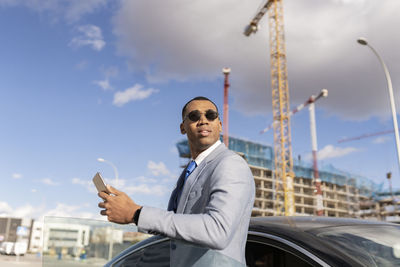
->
[[92, 172, 109, 193]]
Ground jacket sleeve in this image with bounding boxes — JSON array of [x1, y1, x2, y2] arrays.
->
[[137, 155, 255, 250]]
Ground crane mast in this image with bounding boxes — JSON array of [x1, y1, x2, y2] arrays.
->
[[245, 0, 294, 216]]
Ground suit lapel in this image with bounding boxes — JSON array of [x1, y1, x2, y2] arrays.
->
[[176, 161, 207, 213], [167, 168, 186, 211], [177, 143, 227, 213]]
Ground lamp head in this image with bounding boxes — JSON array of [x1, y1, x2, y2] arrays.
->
[[97, 158, 105, 162], [357, 37, 368, 46], [321, 89, 328, 98], [222, 67, 231, 74]]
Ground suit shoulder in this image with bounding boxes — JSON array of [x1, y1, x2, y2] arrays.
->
[[207, 145, 249, 170], [210, 149, 254, 187], [215, 149, 251, 171], [221, 148, 247, 163]]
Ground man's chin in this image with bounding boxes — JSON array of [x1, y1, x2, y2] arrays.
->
[[190, 137, 218, 150]]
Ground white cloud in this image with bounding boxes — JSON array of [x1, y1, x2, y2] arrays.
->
[[103, 66, 119, 78], [0, 0, 107, 23], [70, 24, 105, 51], [112, 0, 400, 120], [40, 178, 59, 186], [0, 201, 12, 215], [31, 189, 37, 193], [72, 177, 126, 192], [372, 136, 391, 144], [317, 145, 359, 160], [72, 173, 171, 198], [0, 202, 38, 219], [333, 0, 367, 4], [63, 0, 107, 23], [135, 176, 157, 183], [12, 173, 22, 179], [147, 161, 170, 176], [124, 184, 169, 197], [71, 178, 89, 185], [72, 177, 97, 193], [107, 178, 125, 189], [71, 177, 87, 185], [13, 204, 36, 218], [75, 60, 88, 70], [93, 66, 119, 91], [93, 78, 112, 91], [113, 84, 159, 107], [0, 201, 97, 220], [43, 203, 97, 219]]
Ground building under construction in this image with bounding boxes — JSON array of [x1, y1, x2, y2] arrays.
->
[[176, 136, 382, 218], [358, 191, 400, 223]]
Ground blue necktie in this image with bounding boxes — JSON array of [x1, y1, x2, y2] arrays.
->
[[173, 160, 197, 212], [185, 160, 197, 181]]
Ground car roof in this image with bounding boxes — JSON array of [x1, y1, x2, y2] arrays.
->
[[248, 216, 399, 267], [249, 216, 391, 231]]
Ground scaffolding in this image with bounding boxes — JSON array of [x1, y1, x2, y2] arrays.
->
[[176, 136, 380, 195], [176, 136, 383, 217]]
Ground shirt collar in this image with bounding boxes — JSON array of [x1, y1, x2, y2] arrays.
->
[[193, 140, 222, 166]]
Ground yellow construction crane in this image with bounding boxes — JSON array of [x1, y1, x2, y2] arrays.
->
[[244, 0, 295, 216]]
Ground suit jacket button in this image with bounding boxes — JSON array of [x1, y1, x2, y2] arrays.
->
[[171, 244, 176, 250]]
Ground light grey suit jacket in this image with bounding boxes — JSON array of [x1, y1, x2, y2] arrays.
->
[[138, 143, 255, 266]]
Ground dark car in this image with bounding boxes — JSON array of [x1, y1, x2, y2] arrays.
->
[[105, 216, 400, 267]]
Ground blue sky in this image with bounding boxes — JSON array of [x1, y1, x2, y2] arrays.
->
[[1, 0, 400, 220]]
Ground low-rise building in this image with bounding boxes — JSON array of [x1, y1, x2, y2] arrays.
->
[[43, 222, 90, 254], [29, 220, 43, 253]]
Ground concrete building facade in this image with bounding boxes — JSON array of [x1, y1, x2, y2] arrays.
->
[[250, 163, 365, 217], [176, 136, 381, 218]]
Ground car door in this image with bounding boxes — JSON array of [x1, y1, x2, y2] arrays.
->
[[112, 237, 170, 267], [246, 232, 330, 267]]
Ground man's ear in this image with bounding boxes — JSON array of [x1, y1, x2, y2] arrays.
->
[[180, 123, 186, 134], [218, 120, 222, 133]]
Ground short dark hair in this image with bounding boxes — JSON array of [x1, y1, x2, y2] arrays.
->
[[181, 96, 219, 119]]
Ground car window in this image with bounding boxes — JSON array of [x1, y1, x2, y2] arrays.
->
[[113, 240, 170, 267], [316, 225, 400, 267], [246, 240, 315, 267], [170, 240, 244, 266]]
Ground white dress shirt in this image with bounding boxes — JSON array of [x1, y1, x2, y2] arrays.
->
[[192, 140, 222, 166]]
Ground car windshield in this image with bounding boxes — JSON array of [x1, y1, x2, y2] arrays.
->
[[316, 224, 400, 267]]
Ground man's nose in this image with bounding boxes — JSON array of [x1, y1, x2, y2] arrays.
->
[[197, 113, 208, 124]]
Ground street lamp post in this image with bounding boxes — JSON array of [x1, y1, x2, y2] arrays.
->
[[97, 158, 119, 187], [96, 157, 119, 261], [357, 37, 400, 177]]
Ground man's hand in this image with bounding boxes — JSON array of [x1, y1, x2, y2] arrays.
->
[[98, 185, 142, 224]]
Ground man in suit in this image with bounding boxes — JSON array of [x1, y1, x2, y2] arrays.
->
[[98, 96, 255, 266]]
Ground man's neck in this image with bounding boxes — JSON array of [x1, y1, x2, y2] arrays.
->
[[190, 140, 221, 164], [191, 149, 206, 160]]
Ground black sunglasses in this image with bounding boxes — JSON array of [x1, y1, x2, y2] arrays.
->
[[184, 109, 219, 122]]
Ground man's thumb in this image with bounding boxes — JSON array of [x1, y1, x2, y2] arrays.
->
[[107, 185, 120, 195]]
